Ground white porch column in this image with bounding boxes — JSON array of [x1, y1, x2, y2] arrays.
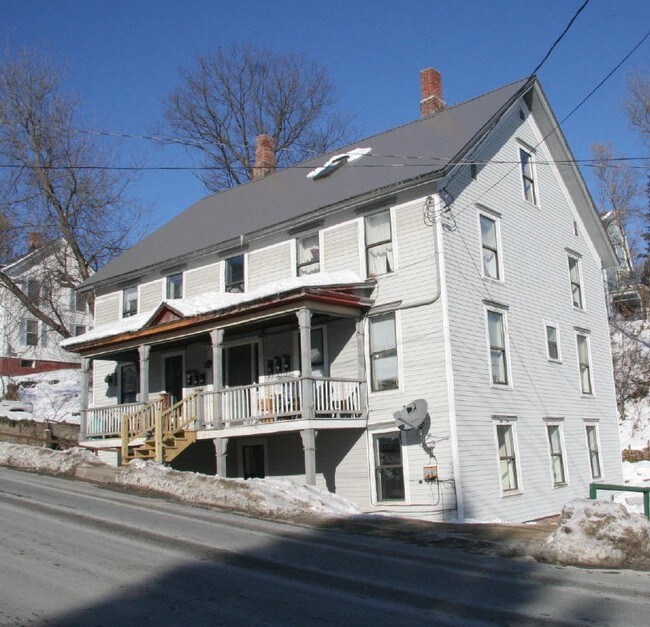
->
[[79, 357, 91, 440], [210, 329, 224, 428], [138, 344, 151, 404], [213, 437, 229, 477], [301, 428, 318, 486], [355, 318, 368, 416], [297, 307, 314, 421]]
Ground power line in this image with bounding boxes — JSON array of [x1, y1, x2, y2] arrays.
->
[[438, 29, 650, 222], [0, 155, 646, 173]]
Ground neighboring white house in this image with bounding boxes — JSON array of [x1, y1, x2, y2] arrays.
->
[[601, 210, 647, 320], [63, 69, 622, 522], [0, 236, 93, 377]]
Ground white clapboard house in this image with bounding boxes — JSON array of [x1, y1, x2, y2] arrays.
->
[[63, 69, 622, 522]]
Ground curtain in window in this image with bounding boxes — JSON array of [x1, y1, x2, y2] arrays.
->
[[480, 216, 498, 278], [366, 212, 393, 276], [488, 311, 507, 384], [577, 335, 591, 394], [497, 425, 518, 491], [547, 426, 566, 484]]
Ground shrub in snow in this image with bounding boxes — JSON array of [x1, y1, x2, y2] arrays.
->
[[538, 498, 650, 569]]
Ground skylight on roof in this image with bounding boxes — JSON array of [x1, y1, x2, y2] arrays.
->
[[307, 147, 371, 181]]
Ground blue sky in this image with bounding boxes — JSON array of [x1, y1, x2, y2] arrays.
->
[[2, 0, 649, 234]]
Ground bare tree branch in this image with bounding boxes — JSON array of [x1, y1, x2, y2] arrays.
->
[[162, 43, 357, 192]]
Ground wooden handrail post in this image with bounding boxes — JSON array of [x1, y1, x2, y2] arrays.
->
[[155, 410, 163, 464], [121, 415, 129, 465]]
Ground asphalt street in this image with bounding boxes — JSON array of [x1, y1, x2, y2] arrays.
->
[[1, 466, 649, 626]]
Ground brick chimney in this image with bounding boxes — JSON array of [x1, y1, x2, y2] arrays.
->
[[419, 68, 445, 117], [27, 232, 44, 251], [252, 134, 276, 180]]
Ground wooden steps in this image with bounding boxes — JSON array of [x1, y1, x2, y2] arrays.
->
[[125, 429, 197, 463]]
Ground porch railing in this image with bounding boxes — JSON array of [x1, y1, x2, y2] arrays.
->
[[203, 377, 364, 427], [85, 377, 365, 438]]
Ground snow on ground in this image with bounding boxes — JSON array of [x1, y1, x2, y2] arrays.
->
[[535, 498, 650, 569], [0, 368, 82, 424], [0, 442, 360, 522]]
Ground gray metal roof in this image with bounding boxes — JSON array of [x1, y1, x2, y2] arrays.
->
[[84, 78, 532, 290]]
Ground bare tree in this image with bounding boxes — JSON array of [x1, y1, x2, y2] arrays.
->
[[0, 46, 145, 339], [162, 43, 356, 192], [625, 70, 650, 145]]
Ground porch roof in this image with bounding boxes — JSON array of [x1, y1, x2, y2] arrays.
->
[[62, 271, 373, 354]]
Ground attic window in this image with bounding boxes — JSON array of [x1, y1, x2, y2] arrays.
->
[[307, 147, 371, 181]]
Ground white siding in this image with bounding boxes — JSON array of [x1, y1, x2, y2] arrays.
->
[[185, 263, 219, 297], [322, 221, 361, 275], [248, 242, 292, 290], [441, 106, 621, 522], [94, 293, 120, 325], [140, 279, 163, 312]]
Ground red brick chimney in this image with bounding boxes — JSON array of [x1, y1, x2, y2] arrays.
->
[[27, 232, 44, 251], [253, 134, 276, 180], [419, 68, 445, 117]]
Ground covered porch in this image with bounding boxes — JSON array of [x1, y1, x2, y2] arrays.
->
[[68, 279, 373, 483]]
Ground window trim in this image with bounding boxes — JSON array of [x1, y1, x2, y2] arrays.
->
[[567, 254, 585, 310], [478, 209, 503, 282], [166, 272, 184, 299], [295, 232, 321, 277], [492, 417, 522, 496], [584, 422, 603, 480], [369, 428, 408, 504], [224, 254, 246, 293], [545, 419, 568, 487], [576, 332, 594, 396], [544, 321, 562, 362], [122, 286, 138, 318], [364, 208, 396, 278], [485, 305, 512, 388], [23, 319, 40, 347], [518, 144, 538, 206], [368, 311, 401, 392]]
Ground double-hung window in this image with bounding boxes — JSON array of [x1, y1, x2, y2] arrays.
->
[[495, 421, 520, 493], [576, 333, 593, 395], [545, 324, 561, 361], [122, 287, 138, 318], [225, 255, 245, 293], [166, 273, 183, 299], [486, 308, 509, 386], [23, 319, 39, 346], [568, 255, 584, 309], [479, 213, 501, 280], [585, 424, 602, 479], [296, 234, 320, 276], [27, 278, 41, 304], [373, 432, 405, 501], [519, 147, 537, 205], [365, 210, 394, 276], [369, 313, 399, 391], [546, 424, 567, 486]]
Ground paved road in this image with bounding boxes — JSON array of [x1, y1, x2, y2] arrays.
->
[[1, 467, 649, 626]]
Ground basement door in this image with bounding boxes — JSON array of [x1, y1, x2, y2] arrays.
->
[[164, 355, 184, 406]]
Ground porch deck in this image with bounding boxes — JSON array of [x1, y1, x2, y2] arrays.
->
[[83, 376, 366, 438]]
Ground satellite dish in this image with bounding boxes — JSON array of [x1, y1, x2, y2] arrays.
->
[[394, 399, 428, 431]]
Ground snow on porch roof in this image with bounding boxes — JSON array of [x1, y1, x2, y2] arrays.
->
[[62, 271, 368, 350]]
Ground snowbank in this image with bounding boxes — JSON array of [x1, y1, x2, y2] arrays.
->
[[117, 460, 360, 521], [536, 499, 650, 569], [0, 442, 360, 523], [0, 442, 102, 475]]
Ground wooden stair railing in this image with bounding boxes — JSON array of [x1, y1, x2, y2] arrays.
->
[[123, 391, 202, 464]]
